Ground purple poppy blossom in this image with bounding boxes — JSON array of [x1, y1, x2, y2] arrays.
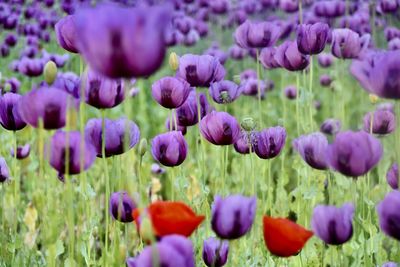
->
[[229, 45, 247, 60], [314, 1, 346, 18], [202, 237, 229, 267], [234, 20, 280, 49], [234, 132, 255, 155], [85, 117, 140, 158], [377, 191, 400, 241], [284, 85, 297, 100], [0, 157, 10, 183], [320, 119, 341, 135], [200, 111, 241, 146], [209, 80, 242, 104], [18, 88, 72, 130], [151, 77, 191, 109], [76, 3, 170, 78], [175, 90, 213, 127], [2, 78, 21, 94], [10, 144, 30, 160], [18, 57, 43, 77], [204, 46, 228, 65], [239, 78, 267, 99], [109, 191, 136, 223], [388, 38, 400, 51], [253, 126, 287, 159], [297, 22, 330, 55], [211, 194, 257, 240], [331, 29, 369, 59], [385, 27, 400, 42], [293, 132, 329, 170], [209, 0, 229, 14], [311, 203, 354, 245], [84, 69, 124, 109], [176, 54, 225, 87], [280, 0, 299, 13], [382, 262, 398, 267], [5, 33, 18, 47], [166, 116, 187, 135], [386, 163, 399, 190], [379, 0, 399, 13], [51, 72, 80, 99], [55, 15, 78, 53], [151, 131, 188, 167], [0, 93, 27, 131], [320, 74, 333, 87], [327, 131, 383, 177], [363, 110, 396, 135], [46, 131, 96, 175], [274, 41, 310, 71], [0, 44, 10, 58], [260, 47, 281, 69], [318, 53, 334, 68], [240, 69, 257, 81], [151, 163, 165, 175]]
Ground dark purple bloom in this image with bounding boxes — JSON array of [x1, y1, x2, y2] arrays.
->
[[275, 41, 310, 71], [363, 110, 396, 135], [240, 69, 257, 81], [18, 58, 43, 77], [0, 44, 10, 58], [211, 194, 257, 240], [385, 27, 400, 42], [233, 131, 254, 155], [76, 3, 170, 78], [2, 78, 21, 94], [84, 70, 124, 109], [386, 163, 399, 190], [0, 93, 27, 131], [209, 0, 229, 14], [10, 144, 30, 160], [234, 20, 280, 49], [209, 80, 242, 104], [260, 47, 281, 69], [200, 111, 241, 146], [293, 132, 329, 170], [379, 0, 399, 13], [382, 262, 398, 267], [175, 90, 213, 127], [176, 54, 225, 87], [204, 46, 228, 65], [331, 29, 369, 59], [388, 38, 400, 51], [253, 126, 287, 159], [51, 72, 80, 99], [311, 203, 354, 245], [297, 22, 330, 55], [0, 157, 10, 183], [202, 237, 229, 267], [5, 33, 18, 47], [284, 85, 297, 100], [109, 191, 136, 223], [327, 131, 383, 177], [377, 191, 400, 241], [239, 78, 267, 99], [46, 131, 96, 175], [151, 163, 165, 175], [151, 131, 188, 167], [320, 119, 341, 135], [280, 0, 299, 13], [85, 117, 140, 158], [318, 53, 334, 68], [314, 1, 345, 18], [55, 15, 78, 53], [320, 74, 333, 87], [18, 88, 72, 130], [229, 45, 247, 60], [166, 117, 187, 135], [151, 77, 191, 109]]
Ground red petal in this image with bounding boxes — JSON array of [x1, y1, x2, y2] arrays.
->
[[263, 216, 313, 257]]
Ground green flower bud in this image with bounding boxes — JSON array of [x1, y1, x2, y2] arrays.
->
[[169, 52, 179, 71], [44, 61, 58, 85], [241, 117, 256, 131], [139, 138, 147, 157]]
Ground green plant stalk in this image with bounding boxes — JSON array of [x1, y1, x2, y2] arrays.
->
[[256, 49, 262, 127], [308, 55, 314, 131]]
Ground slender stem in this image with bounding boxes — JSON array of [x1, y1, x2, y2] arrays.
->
[[256, 49, 262, 127], [296, 73, 301, 136], [195, 89, 206, 190], [395, 102, 400, 187], [309, 55, 314, 131], [11, 131, 18, 263], [101, 110, 110, 265], [298, 0, 303, 24]]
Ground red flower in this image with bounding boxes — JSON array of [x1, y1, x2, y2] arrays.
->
[[263, 216, 313, 257], [133, 201, 205, 237]]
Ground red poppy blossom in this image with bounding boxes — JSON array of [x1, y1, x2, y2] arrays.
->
[[263, 216, 313, 257], [133, 201, 205, 237]]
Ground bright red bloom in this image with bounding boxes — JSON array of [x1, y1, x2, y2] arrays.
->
[[133, 201, 205, 237], [263, 216, 313, 257]]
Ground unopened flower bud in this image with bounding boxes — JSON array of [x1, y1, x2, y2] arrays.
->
[[369, 94, 379, 104], [139, 138, 147, 157], [241, 117, 256, 131], [139, 216, 154, 243], [169, 52, 179, 71], [44, 61, 58, 85], [233, 75, 241, 84]]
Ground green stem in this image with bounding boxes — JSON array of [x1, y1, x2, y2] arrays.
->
[[309, 55, 314, 131], [256, 49, 262, 127], [101, 110, 110, 265]]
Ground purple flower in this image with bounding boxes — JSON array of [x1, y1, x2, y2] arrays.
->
[[200, 111, 241, 146], [166, 117, 187, 135], [311, 203, 354, 245], [314, 1, 345, 18], [351, 50, 400, 99], [228, 45, 247, 60], [10, 144, 30, 160], [85, 117, 140, 158], [55, 15, 78, 53], [211, 194, 257, 240], [320, 74, 333, 87], [240, 69, 257, 81], [363, 110, 396, 135], [388, 38, 400, 51], [233, 132, 255, 155], [209, 80, 242, 104], [284, 85, 297, 100], [331, 29, 369, 59], [151, 163, 165, 175], [18, 58, 43, 77], [176, 54, 225, 87], [386, 163, 399, 190], [151, 77, 191, 109], [239, 78, 267, 99], [379, 0, 399, 13], [202, 237, 229, 267], [5, 33, 18, 47], [382, 262, 398, 267], [293, 132, 329, 170], [377, 191, 400, 241], [318, 53, 334, 68], [0, 93, 27, 131], [253, 126, 286, 159], [280, 0, 299, 13], [327, 131, 383, 177], [175, 90, 213, 127], [51, 72, 80, 99], [234, 20, 280, 49], [2, 78, 21, 94], [274, 41, 310, 71], [126, 235, 195, 267], [46, 131, 96, 175], [18, 88, 72, 130], [297, 22, 330, 55], [151, 131, 188, 167], [0, 157, 10, 183], [76, 3, 170, 78], [320, 119, 341, 135], [109, 191, 136, 223], [84, 70, 124, 109], [260, 47, 281, 69]]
